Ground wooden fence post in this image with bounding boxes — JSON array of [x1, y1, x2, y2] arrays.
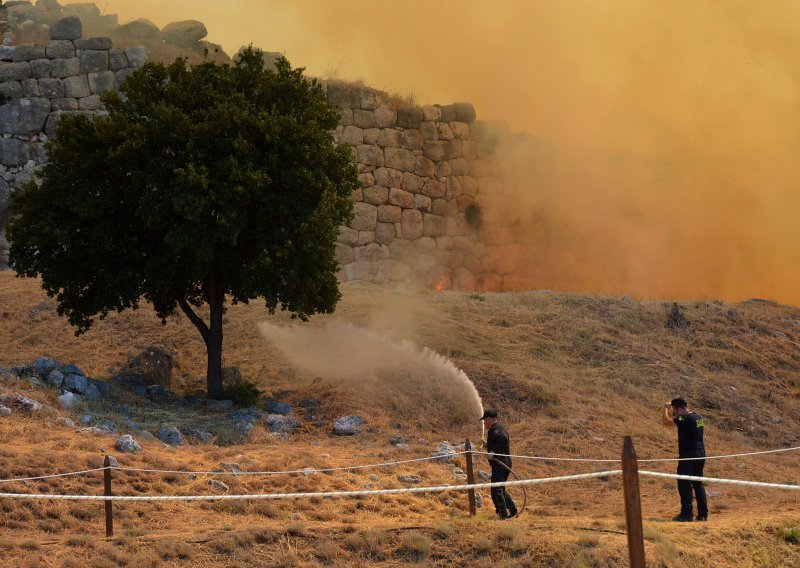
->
[[465, 439, 477, 516], [103, 455, 113, 538], [622, 436, 645, 568]]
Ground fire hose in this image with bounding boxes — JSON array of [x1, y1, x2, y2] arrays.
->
[[487, 454, 528, 519]]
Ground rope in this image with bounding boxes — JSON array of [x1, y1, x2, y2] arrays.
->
[[114, 451, 470, 476], [475, 445, 800, 464], [0, 470, 621, 501], [639, 470, 800, 491], [0, 467, 108, 484]]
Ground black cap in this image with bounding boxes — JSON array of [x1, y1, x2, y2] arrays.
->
[[479, 410, 498, 421]]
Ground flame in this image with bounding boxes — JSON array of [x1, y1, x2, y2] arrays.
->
[[435, 275, 448, 292]]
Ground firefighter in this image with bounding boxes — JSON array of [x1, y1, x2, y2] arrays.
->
[[662, 397, 708, 522], [481, 409, 518, 519]]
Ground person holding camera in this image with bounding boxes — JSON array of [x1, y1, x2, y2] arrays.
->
[[662, 397, 708, 522]]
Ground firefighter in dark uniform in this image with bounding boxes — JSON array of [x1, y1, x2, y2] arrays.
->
[[662, 397, 708, 522], [481, 409, 518, 519]]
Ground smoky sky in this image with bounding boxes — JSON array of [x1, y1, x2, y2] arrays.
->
[[106, 0, 800, 304]]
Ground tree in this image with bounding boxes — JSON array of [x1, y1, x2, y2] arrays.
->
[[8, 48, 358, 398]]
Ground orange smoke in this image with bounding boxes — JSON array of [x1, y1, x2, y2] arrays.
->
[[105, 0, 800, 305]]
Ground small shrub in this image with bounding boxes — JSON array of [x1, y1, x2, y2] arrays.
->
[[398, 531, 432, 559], [286, 522, 306, 536], [156, 539, 192, 560], [435, 522, 454, 539], [219, 375, 261, 406], [780, 526, 800, 544]]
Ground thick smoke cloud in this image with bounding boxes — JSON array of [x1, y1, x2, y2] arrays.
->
[[108, 0, 800, 304]]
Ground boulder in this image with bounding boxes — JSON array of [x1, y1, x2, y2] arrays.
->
[[58, 392, 81, 409], [184, 427, 214, 443], [263, 401, 293, 415], [157, 423, 185, 446], [264, 414, 301, 433], [63, 373, 88, 394], [13, 394, 44, 413], [333, 415, 366, 436], [125, 346, 173, 388], [397, 475, 422, 484], [115, 434, 141, 453], [119, 19, 159, 40], [0, 405, 12, 416], [160, 20, 208, 48], [208, 479, 229, 492], [432, 441, 458, 463], [49, 16, 82, 41]]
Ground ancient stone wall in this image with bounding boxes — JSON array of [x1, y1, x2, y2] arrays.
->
[[0, 10, 521, 291], [326, 82, 518, 291]]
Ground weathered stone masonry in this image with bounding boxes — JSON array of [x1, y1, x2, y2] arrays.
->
[[0, 13, 520, 291]]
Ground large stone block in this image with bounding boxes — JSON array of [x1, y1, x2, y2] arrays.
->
[[335, 243, 354, 265], [21, 79, 39, 97], [161, 20, 208, 48], [420, 121, 438, 141], [79, 95, 102, 110], [413, 236, 437, 254], [401, 172, 422, 192], [50, 16, 83, 41], [363, 128, 380, 145], [477, 273, 503, 292], [0, 97, 51, 135], [80, 50, 109, 74], [423, 214, 445, 237], [63, 75, 90, 97], [340, 125, 363, 146], [38, 78, 64, 98], [423, 141, 452, 162], [355, 145, 383, 167], [356, 243, 389, 262], [438, 104, 457, 123], [0, 81, 23, 99], [88, 70, 116, 94], [116, 68, 135, 86], [352, 109, 375, 129], [46, 40, 76, 59], [401, 129, 423, 150], [108, 49, 129, 71], [414, 156, 435, 178], [377, 128, 402, 148], [421, 179, 445, 199], [414, 194, 432, 213], [0, 47, 14, 63], [337, 226, 359, 246], [326, 81, 361, 108], [373, 167, 403, 188], [342, 261, 374, 281], [453, 268, 476, 291], [0, 62, 32, 82], [120, 19, 160, 40], [396, 106, 423, 129], [388, 188, 414, 209], [388, 239, 417, 263], [350, 202, 377, 231], [438, 122, 454, 141], [453, 102, 477, 123], [421, 105, 441, 122], [0, 138, 30, 166], [377, 204, 402, 223], [401, 209, 423, 240], [362, 185, 388, 205], [50, 57, 80, 78], [384, 147, 415, 172], [451, 122, 470, 139], [30, 59, 51, 79], [51, 97, 79, 111], [125, 47, 148, 68], [12, 45, 47, 62], [373, 103, 396, 127], [75, 37, 113, 50], [375, 222, 396, 245]]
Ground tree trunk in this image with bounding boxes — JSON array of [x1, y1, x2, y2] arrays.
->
[[205, 274, 225, 399]]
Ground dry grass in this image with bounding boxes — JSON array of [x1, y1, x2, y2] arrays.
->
[[1, 273, 800, 566]]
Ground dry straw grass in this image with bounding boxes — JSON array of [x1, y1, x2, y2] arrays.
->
[[1, 273, 800, 565]]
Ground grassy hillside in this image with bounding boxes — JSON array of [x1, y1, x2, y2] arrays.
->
[[1, 271, 799, 567]]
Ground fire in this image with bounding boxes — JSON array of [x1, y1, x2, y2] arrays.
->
[[435, 275, 448, 292]]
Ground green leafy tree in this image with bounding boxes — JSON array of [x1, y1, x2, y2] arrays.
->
[[8, 48, 358, 397]]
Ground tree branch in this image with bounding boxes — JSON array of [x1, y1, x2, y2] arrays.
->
[[177, 296, 209, 343]]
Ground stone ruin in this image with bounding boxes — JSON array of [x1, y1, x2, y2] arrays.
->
[[0, 4, 523, 292]]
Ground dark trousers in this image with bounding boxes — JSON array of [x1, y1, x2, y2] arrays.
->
[[490, 462, 517, 518], [677, 458, 708, 517]]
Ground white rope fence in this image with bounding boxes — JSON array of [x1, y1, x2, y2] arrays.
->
[[2, 444, 797, 484], [638, 471, 800, 491], [475, 445, 800, 463], [0, 470, 622, 501], [113, 451, 472, 476]]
